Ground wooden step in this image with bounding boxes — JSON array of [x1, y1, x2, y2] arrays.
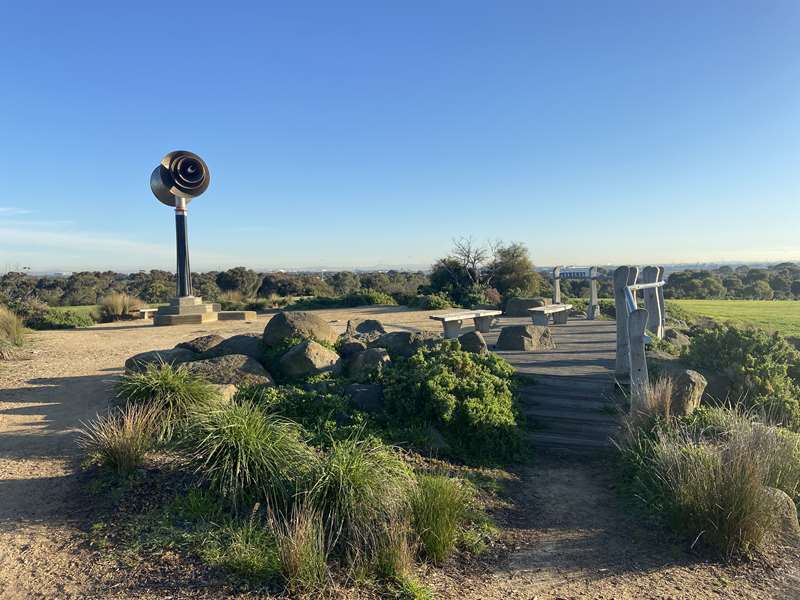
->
[[523, 405, 620, 425], [527, 431, 614, 450]]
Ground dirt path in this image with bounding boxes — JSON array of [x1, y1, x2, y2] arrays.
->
[[1, 308, 799, 599]]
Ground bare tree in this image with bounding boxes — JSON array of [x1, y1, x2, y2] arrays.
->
[[450, 237, 490, 287]]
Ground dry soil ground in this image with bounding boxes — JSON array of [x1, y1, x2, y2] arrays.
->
[[1, 307, 798, 599]]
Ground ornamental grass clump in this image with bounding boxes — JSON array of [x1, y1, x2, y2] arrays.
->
[[0, 305, 25, 347], [99, 292, 143, 321], [411, 475, 470, 564], [181, 401, 317, 508], [271, 501, 329, 595], [309, 435, 414, 563], [77, 404, 158, 474], [116, 362, 221, 440]]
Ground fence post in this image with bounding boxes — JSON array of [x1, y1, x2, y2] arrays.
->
[[657, 266, 666, 329], [588, 266, 599, 320], [614, 266, 631, 377], [552, 266, 561, 304], [628, 308, 650, 414], [641, 266, 663, 338]]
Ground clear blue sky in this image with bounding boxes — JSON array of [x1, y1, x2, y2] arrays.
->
[[1, 1, 798, 272]]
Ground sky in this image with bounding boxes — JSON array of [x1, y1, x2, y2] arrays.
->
[[1, 1, 799, 273]]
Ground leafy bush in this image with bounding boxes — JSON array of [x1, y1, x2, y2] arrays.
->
[[271, 502, 329, 594], [99, 292, 143, 322], [309, 436, 414, 561], [235, 384, 352, 445], [116, 362, 221, 439], [343, 288, 397, 307], [78, 404, 158, 474], [684, 323, 800, 429], [0, 305, 25, 346], [411, 475, 470, 564], [26, 308, 96, 330], [181, 401, 317, 507], [409, 293, 453, 310], [381, 341, 520, 462]]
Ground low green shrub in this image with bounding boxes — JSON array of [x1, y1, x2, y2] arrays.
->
[[309, 435, 414, 561], [684, 323, 800, 429], [381, 340, 521, 462], [99, 292, 143, 322], [116, 362, 222, 440], [0, 305, 25, 346], [180, 401, 317, 507], [411, 475, 470, 564], [78, 404, 158, 474], [343, 288, 397, 307], [409, 293, 453, 310], [26, 307, 96, 330]]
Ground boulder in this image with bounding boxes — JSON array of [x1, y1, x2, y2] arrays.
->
[[176, 334, 225, 354], [348, 348, 391, 380], [504, 297, 549, 318], [124, 347, 197, 373], [204, 333, 264, 362], [664, 328, 691, 350], [209, 383, 238, 402], [458, 330, 488, 354], [339, 338, 367, 358], [184, 354, 274, 386], [263, 311, 337, 348], [345, 319, 386, 340], [278, 340, 342, 379], [647, 351, 708, 416], [496, 325, 555, 351], [345, 383, 384, 414], [763, 486, 800, 540], [368, 331, 440, 358]]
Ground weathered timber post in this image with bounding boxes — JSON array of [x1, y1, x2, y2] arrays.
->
[[657, 266, 666, 329], [614, 266, 631, 377], [641, 266, 663, 338], [627, 308, 650, 413], [588, 266, 599, 320], [552, 266, 561, 304]]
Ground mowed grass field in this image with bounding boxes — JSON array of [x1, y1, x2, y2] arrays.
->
[[670, 299, 800, 337]]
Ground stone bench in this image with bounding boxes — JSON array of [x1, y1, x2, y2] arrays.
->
[[139, 308, 158, 319], [429, 309, 502, 339], [528, 303, 573, 326]]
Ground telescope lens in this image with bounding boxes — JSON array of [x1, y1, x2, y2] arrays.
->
[[173, 156, 205, 188]]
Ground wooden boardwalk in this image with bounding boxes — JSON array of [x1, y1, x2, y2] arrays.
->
[[484, 317, 621, 451]]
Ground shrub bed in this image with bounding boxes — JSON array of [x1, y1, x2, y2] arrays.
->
[[26, 307, 96, 329]]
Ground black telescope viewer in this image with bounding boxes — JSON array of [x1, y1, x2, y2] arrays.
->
[[150, 151, 211, 298]]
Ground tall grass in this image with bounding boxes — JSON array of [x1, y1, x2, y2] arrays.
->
[[0, 305, 25, 347], [99, 292, 143, 322], [309, 436, 414, 562], [116, 362, 221, 439], [411, 475, 470, 564], [617, 396, 800, 558], [200, 510, 280, 581], [181, 401, 317, 507], [77, 404, 158, 474], [271, 501, 329, 595]]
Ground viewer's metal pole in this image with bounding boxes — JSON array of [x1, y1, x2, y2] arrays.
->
[[174, 196, 192, 297]]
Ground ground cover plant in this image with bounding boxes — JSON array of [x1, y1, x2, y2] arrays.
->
[[616, 381, 800, 560], [25, 307, 97, 329]]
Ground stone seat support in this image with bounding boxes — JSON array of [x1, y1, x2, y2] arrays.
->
[[429, 309, 502, 339], [528, 303, 573, 326], [139, 308, 158, 319]]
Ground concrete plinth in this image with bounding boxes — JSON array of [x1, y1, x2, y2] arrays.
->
[[154, 296, 219, 326]]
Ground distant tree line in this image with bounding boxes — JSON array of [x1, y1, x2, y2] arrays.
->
[[664, 263, 800, 300]]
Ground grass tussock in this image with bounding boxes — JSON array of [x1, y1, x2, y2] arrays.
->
[[182, 401, 317, 507], [0, 305, 25, 347], [411, 475, 470, 564], [116, 362, 221, 439], [310, 436, 414, 561], [99, 292, 143, 322], [200, 511, 280, 581], [617, 388, 800, 559], [272, 501, 329, 595], [78, 404, 158, 474]]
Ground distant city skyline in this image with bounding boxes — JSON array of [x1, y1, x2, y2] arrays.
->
[[1, 2, 798, 272]]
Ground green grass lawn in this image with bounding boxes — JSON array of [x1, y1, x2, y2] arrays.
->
[[48, 304, 100, 317], [669, 299, 800, 337]]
